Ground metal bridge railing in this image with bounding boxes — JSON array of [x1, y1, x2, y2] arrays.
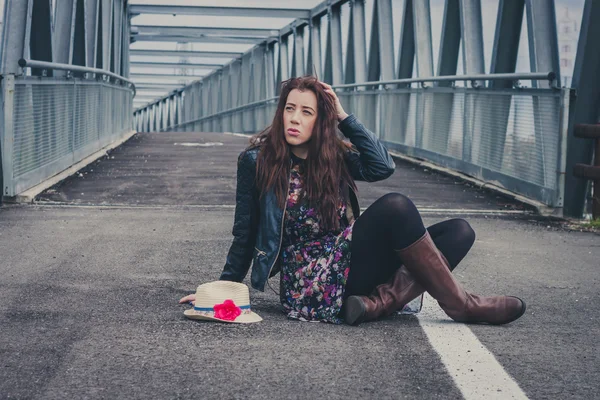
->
[[1, 60, 136, 197], [137, 73, 569, 211]]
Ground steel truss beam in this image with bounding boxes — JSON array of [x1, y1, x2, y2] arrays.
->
[[130, 49, 242, 58], [324, 4, 344, 85], [526, 0, 561, 188], [129, 5, 311, 19], [131, 35, 263, 45], [130, 61, 222, 69], [307, 17, 322, 77], [130, 73, 206, 80], [133, 81, 186, 87], [135, 84, 184, 90], [483, 0, 526, 173], [427, 0, 460, 160], [291, 25, 306, 77], [131, 25, 279, 39], [460, 0, 487, 168], [345, 0, 367, 84]]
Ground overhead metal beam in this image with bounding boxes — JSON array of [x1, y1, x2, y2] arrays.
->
[[130, 49, 242, 58], [129, 5, 311, 19], [278, 19, 309, 38], [131, 25, 279, 39], [131, 80, 187, 86], [135, 84, 185, 90], [134, 94, 170, 98], [135, 85, 178, 96], [310, 0, 349, 19], [130, 73, 206, 79], [130, 61, 223, 69], [131, 35, 263, 45]]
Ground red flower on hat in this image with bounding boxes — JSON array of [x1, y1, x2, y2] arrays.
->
[[214, 299, 242, 321]]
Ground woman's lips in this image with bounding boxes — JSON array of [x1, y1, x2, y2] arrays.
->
[[287, 128, 300, 137]]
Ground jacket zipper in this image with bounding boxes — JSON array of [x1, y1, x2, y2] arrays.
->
[[265, 159, 292, 281]]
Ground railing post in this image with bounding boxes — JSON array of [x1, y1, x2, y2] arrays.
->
[[71, 80, 77, 159], [1, 75, 15, 198], [555, 88, 572, 213]]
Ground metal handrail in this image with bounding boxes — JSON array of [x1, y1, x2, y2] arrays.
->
[[332, 72, 557, 89], [18, 59, 136, 94], [134, 72, 557, 116]]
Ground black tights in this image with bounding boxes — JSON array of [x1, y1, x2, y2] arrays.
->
[[346, 193, 476, 296]]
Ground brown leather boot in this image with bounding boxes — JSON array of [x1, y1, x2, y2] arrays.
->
[[395, 231, 526, 325], [343, 266, 424, 325]]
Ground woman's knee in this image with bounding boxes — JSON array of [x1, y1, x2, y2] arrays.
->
[[370, 193, 422, 228], [451, 218, 476, 246], [377, 192, 418, 214]]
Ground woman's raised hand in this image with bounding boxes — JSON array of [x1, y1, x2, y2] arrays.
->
[[320, 82, 349, 122], [179, 293, 196, 306]]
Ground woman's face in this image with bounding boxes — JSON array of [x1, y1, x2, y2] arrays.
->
[[283, 88, 318, 158]]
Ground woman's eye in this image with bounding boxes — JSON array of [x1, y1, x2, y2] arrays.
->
[[303, 111, 312, 115], [286, 106, 293, 111]]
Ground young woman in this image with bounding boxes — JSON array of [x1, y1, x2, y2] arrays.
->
[[180, 76, 526, 325]]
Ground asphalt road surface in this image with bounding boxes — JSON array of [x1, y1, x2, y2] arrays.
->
[[1, 132, 598, 399]]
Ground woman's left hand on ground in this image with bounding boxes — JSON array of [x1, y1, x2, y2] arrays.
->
[[321, 82, 349, 122], [179, 294, 196, 306]]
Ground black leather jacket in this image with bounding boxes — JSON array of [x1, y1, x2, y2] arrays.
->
[[219, 114, 396, 291]]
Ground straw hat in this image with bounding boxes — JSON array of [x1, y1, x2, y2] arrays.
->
[[183, 281, 262, 324]]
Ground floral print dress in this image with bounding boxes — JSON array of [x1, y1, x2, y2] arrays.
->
[[280, 153, 354, 324]]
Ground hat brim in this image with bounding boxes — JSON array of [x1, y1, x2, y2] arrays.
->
[[184, 308, 263, 324]]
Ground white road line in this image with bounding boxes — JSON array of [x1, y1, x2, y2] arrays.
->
[[223, 132, 251, 138], [417, 294, 529, 400], [30, 202, 530, 216]]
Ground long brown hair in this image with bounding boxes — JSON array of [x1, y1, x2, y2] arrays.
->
[[248, 76, 357, 231]]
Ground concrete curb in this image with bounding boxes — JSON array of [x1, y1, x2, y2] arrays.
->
[[387, 150, 562, 219], [4, 130, 138, 204]]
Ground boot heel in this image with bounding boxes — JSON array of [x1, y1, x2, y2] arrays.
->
[[343, 296, 367, 325]]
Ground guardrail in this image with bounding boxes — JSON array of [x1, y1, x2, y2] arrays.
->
[[134, 72, 569, 213], [18, 59, 137, 95], [1, 60, 136, 198]]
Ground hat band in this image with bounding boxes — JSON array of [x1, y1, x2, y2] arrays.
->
[[194, 304, 251, 312], [191, 304, 253, 320]]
